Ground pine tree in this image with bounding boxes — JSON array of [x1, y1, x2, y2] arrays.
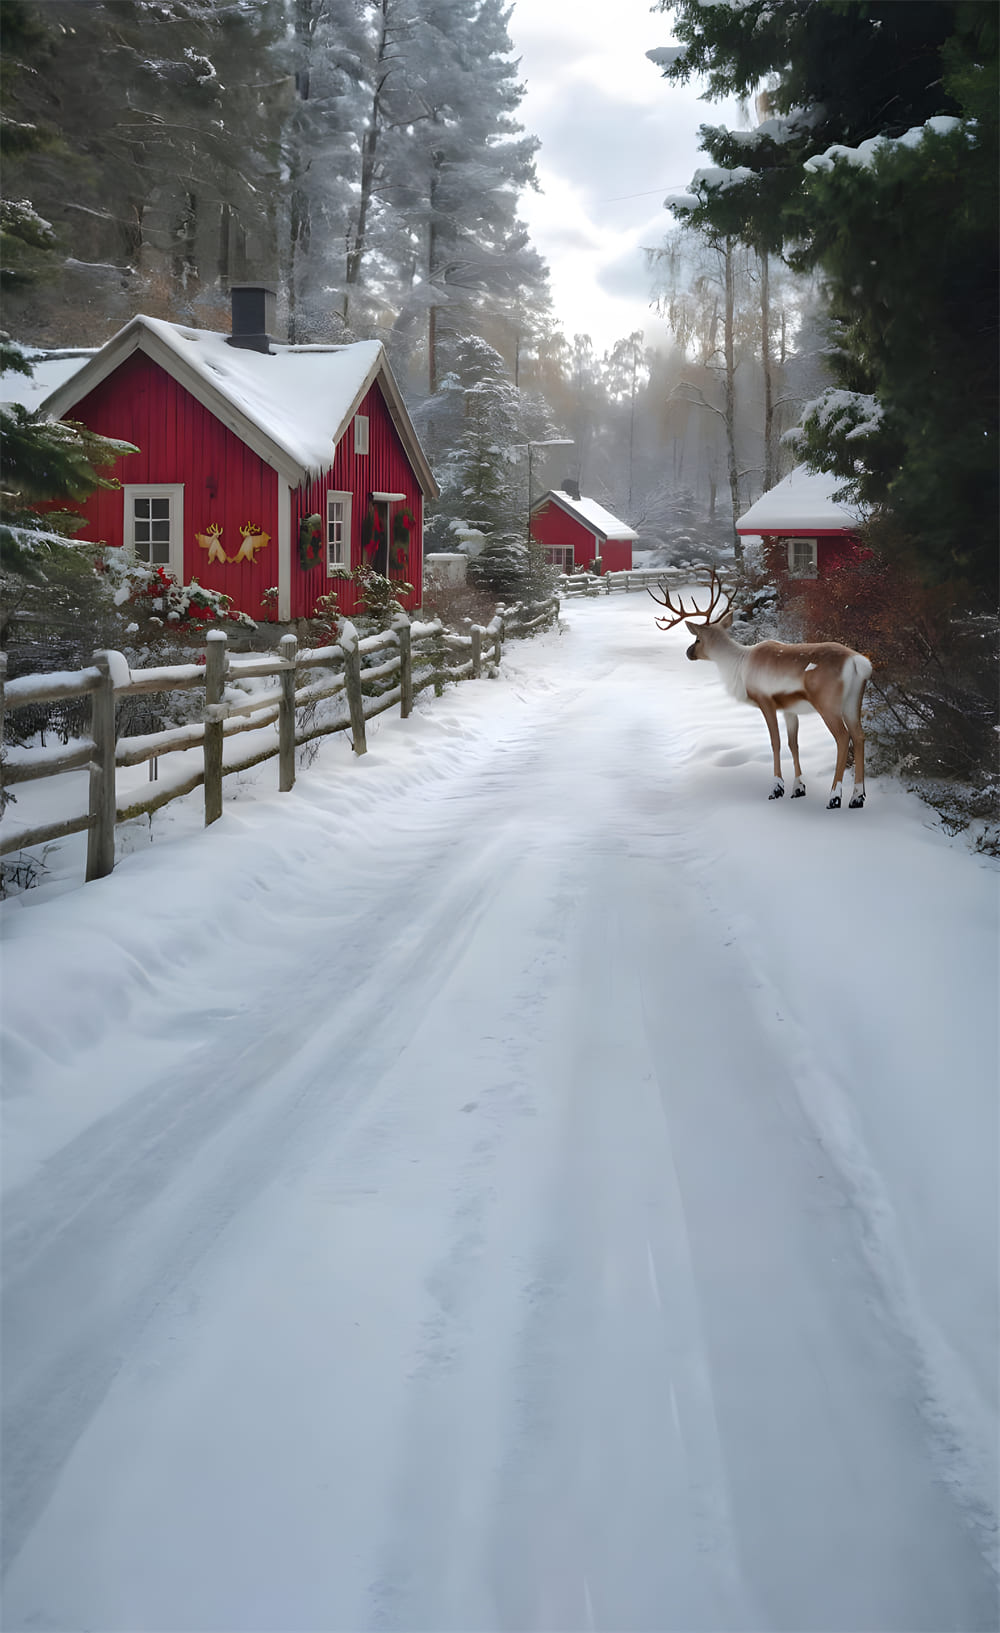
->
[[4, 0, 287, 333], [391, 0, 547, 392], [651, 0, 998, 596], [0, 6, 137, 592]]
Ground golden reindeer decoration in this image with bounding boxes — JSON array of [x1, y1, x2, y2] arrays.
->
[[194, 522, 227, 566], [230, 522, 271, 565]]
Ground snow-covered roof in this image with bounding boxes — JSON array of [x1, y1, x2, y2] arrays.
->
[[22, 316, 438, 494], [0, 350, 95, 409], [736, 466, 861, 535], [536, 490, 639, 541]]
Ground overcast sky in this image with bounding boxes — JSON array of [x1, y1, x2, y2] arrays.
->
[[506, 0, 743, 354]]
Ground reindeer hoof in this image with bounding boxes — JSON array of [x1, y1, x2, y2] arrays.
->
[[849, 792, 866, 809], [769, 784, 784, 800], [827, 794, 841, 809], [791, 784, 806, 799]]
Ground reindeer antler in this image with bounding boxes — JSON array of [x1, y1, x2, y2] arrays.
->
[[648, 568, 732, 631]]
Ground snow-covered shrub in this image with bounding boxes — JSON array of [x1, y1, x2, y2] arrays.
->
[[467, 534, 554, 603], [351, 564, 413, 630], [304, 588, 342, 647], [420, 575, 497, 632], [728, 538, 781, 641], [783, 551, 998, 839], [106, 559, 257, 638]]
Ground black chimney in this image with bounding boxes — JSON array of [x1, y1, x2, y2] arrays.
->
[[563, 476, 581, 500], [227, 284, 278, 354]]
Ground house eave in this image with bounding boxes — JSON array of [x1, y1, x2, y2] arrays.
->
[[737, 525, 857, 538], [531, 489, 638, 542], [39, 317, 309, 487], [361, 361, 440, 499]]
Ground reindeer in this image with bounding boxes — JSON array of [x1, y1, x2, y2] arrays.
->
[[650, 571, 872, 808]]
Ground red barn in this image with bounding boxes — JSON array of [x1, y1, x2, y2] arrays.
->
[[736, 466, 864, 578], [36, 286, 438, 623], [530, 490, 637, 573]]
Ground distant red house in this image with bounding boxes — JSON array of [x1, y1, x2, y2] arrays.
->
[[736, 466, 864, 578], [530, 490, 637, 573], [35, 286, 438, 622]]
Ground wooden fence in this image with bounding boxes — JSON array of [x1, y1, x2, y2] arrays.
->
[[0, 596, 560, 884], [557, 566, 737, 598]]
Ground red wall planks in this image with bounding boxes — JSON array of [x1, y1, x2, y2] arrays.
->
[[67, 353, 279, 619], [60, 357, 425, 622], [293, 379, 423, 619], [530, 500, 633, 573]]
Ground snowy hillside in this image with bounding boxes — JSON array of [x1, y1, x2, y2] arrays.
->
[[2, 595, 997, 1630]]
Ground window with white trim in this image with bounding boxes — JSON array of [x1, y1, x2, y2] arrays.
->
[[354, 414, 369, 455], [326, 490, 352, 573], [788, 537, 818, 577], [124, 484, 184, 574], [543, 544, 574, 570]]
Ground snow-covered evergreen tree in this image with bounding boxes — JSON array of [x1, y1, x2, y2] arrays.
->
[[651, 0, 998, 596]]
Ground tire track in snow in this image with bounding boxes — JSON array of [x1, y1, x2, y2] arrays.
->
[[2, 606, 995, 1630], [0, 816, 524, 1578]]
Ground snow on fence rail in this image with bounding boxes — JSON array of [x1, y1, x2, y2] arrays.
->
[[557, 566, 738, 598], [0, 596, 559, 884]]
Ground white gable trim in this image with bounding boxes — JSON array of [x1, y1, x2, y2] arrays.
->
[[38, 316, 440, 498], [533, 490, 638, 542], [40, 318, 308, 486], [277, 477, 292, 621]]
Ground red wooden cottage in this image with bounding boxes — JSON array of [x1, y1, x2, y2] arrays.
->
[[530, 490, 638, 574], [35, 286, 438, 623], [736, 465, 864, 578]]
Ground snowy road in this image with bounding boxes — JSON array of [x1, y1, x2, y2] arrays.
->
[[2, 597, 997, 1631]]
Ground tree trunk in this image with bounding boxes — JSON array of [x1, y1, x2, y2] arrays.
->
[[427, 161, 441, 394], [173, 191, 198, 290], [345, 4, 390, 324], [428, 299, 438, 396], [628, 347, 637, 511], [723, 238, 743, 560], [760, 249, 775, 492]]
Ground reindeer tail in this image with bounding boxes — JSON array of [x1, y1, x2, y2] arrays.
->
[[842, 652, 872, 719]]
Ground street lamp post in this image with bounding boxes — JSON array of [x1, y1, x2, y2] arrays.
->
[[524, 438, 573, 546]]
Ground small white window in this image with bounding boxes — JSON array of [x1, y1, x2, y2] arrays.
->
[[124, 484, 184, 575], [788, 537, 818, 578], [354, 414, 369, 455], [543, 544, 574, 570], [327, 490, 352, 573]]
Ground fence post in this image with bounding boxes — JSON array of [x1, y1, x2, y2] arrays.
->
[[394, 611, 413, 718], [494, 606, 505, 664], [278, 631, 297, 792], [432, 621, 447, 696], [203, 630, 228, 825], [471, 624, 482, 678], [85, 651, 116, 881], [342, 628, 367, 755]]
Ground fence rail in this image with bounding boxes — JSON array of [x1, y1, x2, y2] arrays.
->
[[1, 596, 559, 884], [557, 566, 737, 598]]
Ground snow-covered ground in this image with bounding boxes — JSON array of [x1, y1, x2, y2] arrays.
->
[[2, 594, 997, 1632]]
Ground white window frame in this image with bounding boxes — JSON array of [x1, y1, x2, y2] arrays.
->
[[354, 414, 369, 455], [326, 490, 352, 574], [788, 537, 818, 578], [543, 544, 574, 570], [124, 484, 184, 576]]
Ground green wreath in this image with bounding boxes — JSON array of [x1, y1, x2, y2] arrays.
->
[[298, 512, 322, 570], [390, 506, 416, 571], [361, 503, 383, 558]]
